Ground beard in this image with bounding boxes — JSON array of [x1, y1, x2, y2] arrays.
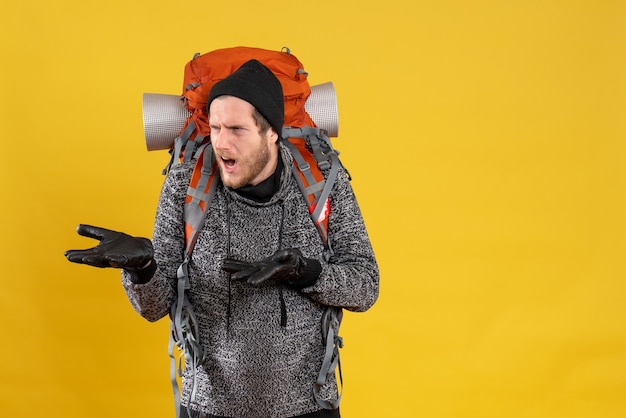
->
[[218, 135, 272, 189]]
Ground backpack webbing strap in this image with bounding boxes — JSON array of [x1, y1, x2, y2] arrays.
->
[[171, 120, 207, 166], [310, 151, 340, 232], [283, 139, 321, 195], [169, 258, 204, 418], [165, 121, 207, 175], [314, 307, 344, 410], [167, 319, 181, 417]]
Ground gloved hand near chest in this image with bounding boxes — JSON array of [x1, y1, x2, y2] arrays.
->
[[64, 224, 156, 284], [222, 248, 322, 289]]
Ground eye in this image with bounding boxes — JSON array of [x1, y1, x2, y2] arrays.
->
[[230, 127, 246, 135]]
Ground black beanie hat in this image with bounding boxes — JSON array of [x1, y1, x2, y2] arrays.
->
[[207, 59, 284, 136]]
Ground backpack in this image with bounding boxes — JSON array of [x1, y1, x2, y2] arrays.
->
[[145, 46, 346, 416]]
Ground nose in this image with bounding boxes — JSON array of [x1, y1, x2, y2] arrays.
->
[[212, 129, 230, 151]]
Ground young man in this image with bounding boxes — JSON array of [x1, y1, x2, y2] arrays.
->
[[66, 59, 379, 418]]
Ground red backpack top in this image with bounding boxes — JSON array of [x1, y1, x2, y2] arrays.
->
[[172, 46, 315, 163]]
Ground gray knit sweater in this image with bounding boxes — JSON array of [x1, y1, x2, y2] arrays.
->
[[122, 144, 379, 417]]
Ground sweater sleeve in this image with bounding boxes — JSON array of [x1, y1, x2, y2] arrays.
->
[[300, 167, 380, 312], [121, 163, 193, 322]]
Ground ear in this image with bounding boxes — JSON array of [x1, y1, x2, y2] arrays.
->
[[267, 127, 279, 144]]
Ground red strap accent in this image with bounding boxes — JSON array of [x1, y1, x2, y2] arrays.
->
[[287, 137, 330, 245], [184, 148, 219, 252]]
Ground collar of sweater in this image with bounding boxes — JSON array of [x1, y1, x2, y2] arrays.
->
[[232, 149, 285, 203]]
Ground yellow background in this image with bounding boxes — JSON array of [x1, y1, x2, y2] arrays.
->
[[1, 0, 625, 417]]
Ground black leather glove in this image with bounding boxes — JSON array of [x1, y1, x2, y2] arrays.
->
[[65, 225, 155, 281], [222, 248, 321, 288]]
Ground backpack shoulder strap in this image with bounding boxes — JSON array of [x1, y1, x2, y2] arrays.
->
[[168, 145, 219, 418], [183, 145, 219, 254], [282, 127, 342, 261], [282, 129, 347, 410]]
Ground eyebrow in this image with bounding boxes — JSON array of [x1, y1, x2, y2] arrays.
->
[[211, 122, 250, 130]]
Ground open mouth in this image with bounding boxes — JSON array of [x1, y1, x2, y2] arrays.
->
[[221, 156, 237, 170]]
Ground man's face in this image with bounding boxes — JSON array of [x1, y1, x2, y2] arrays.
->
[[209, 96, 279, 189]]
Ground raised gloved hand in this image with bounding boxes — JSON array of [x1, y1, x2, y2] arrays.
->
[[65, 224, 154, 270], [222, 248, 321, 288]]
